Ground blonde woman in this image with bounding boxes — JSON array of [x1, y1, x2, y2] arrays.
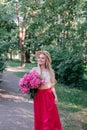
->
[[33, 50, 62, 130]]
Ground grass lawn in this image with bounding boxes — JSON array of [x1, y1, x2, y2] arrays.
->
[[7, 60, 87, 130], [7, 60, 36, 69], [56, 84, 87, 130], [7, 60, 21, 67]]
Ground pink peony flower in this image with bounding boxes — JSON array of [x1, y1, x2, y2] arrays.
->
[[20, 87, 30, 94], [19, 70, 45, 95]]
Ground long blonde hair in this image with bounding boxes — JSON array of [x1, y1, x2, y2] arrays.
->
[[45, 55, 55, 83], [37, 51, 56, 84]]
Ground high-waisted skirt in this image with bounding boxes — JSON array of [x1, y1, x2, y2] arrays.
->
[[34, 88, 62, 130]]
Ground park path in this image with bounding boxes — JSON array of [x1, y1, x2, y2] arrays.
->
[[0, 67, 34, 130]]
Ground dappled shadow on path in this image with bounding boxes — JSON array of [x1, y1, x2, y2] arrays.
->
[[6, 66, 29, 72], [0, 88, 34, 130], [0, 88, 33, 104], [0, 69, 34, 130], [0, 89, 33, 104]]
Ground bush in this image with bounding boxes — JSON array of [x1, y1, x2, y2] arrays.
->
[[46, 46, 85, 87]]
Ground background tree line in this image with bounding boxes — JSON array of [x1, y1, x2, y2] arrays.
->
[[0, 0, 87, 89]]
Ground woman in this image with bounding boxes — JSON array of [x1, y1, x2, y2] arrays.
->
[[33, 50, 62, 130]]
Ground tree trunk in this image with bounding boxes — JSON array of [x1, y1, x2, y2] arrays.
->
[[25, 50, 31, 63], [16, 2, 25, 67], [9, 51, 12, 60], [19, 27, 25, 67]]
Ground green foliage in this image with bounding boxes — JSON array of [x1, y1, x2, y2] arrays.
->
[[24, 0, 86, 57], [56, 83, 87, 111], [7, 60, 21, 67], [0, 0, 86, 87], [46, 46, 85, 88], [15, 71, 26, 77], [56, 84, 87, 130], [0, 0, 19, 52]]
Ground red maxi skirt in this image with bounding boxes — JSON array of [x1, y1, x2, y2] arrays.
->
[[34, 88, 62, 130]]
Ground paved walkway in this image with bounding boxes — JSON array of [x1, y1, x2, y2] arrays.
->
[[0, 67, 34, 130]]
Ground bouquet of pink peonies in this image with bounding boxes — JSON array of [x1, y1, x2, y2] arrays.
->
[[19, 70, 45, 98]]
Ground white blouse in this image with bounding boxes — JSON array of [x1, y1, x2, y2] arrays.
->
[[41, 70, 51, 87], [32, 67, 51, 88]]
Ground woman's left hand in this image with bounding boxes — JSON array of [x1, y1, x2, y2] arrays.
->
[[55, 96, 58, 104]]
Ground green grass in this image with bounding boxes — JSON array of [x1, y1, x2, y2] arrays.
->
[[7, 60, 36, 69], [7, 60, 21, 67], [15, 72, 26, 77], [7, 60, 87, 130], [56, 84, 87, 130], [25, 62, 36, 69]]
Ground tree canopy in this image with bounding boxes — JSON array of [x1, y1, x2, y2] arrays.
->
[[0, 0, 86, 87]]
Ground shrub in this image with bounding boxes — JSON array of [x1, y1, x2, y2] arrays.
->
[[45, 46, 85, 87]]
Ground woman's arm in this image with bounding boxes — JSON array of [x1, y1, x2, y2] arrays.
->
[[51, 79, 58, 104], [51, 87, 58, 104], [51, 70, 58, 104]]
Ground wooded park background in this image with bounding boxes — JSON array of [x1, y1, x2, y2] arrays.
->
[[0, 0, 87, 89]]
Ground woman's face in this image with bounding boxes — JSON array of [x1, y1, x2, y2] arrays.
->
[[37, 53, 46, 66]]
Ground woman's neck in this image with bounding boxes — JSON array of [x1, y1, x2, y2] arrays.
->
[[38, 65, 46, 70]]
